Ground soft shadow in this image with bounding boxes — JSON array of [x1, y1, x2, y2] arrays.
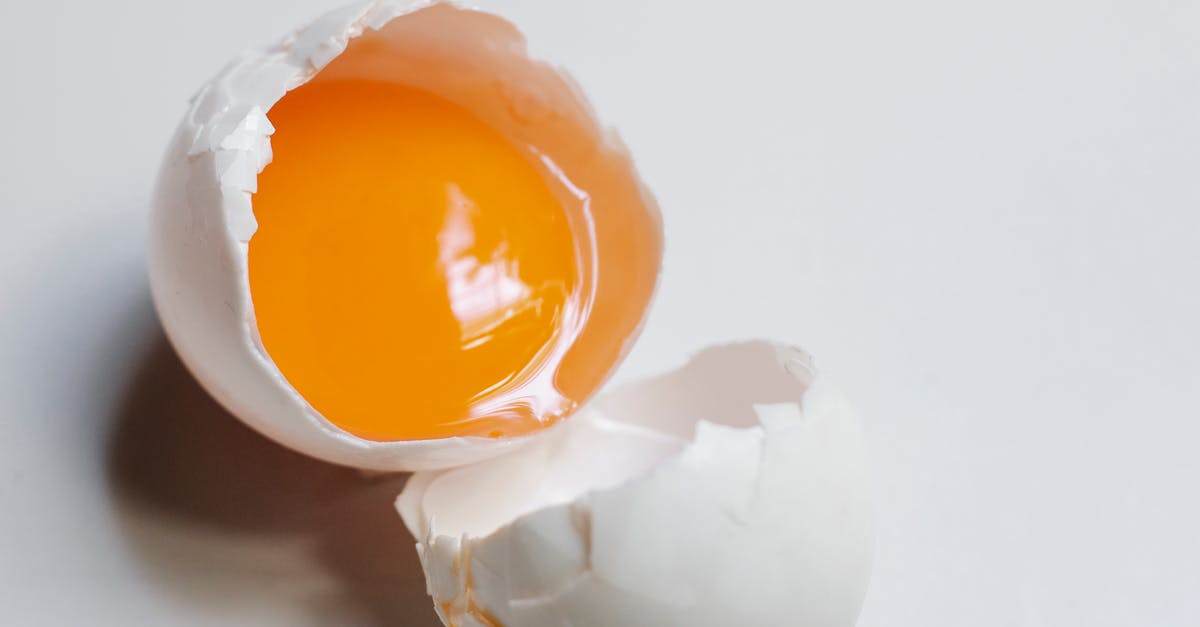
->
[[107, 332, 440, 626]]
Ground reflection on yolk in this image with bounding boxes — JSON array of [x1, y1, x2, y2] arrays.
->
[[249, 79, 580, 441]]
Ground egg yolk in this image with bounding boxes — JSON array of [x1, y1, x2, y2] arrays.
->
[[249, 79, 582, 441]]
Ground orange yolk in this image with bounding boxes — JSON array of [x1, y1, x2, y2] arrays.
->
[[249, 79, 582, 441]]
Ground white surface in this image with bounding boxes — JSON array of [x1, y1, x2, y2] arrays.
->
[[0, 0, 1197, 625]]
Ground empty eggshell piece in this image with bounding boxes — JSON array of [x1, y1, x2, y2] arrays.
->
[[148, 0, 661, 470], [397, 342, 875, 627]]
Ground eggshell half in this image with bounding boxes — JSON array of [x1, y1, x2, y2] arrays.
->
[[148, 0, 660, 471], [397, 341, 875, 627]]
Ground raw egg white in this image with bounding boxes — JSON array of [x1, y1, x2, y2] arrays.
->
[[149, 1, 873, 624]]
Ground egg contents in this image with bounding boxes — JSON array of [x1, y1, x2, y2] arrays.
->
[[250, 79, 583, 441], [151, 1, 662, 466]]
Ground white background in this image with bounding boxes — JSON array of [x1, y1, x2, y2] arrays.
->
[[1, 0, 1197, 625]]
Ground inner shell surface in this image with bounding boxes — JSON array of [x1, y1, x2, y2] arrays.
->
[[249, 79, 581, 441]]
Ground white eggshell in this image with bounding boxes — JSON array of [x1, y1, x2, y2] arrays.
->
[[148, 0, 656, 471], [397, 341, 875, 626]]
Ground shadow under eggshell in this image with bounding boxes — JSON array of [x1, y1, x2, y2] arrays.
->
[[106, 333, 439, 626]]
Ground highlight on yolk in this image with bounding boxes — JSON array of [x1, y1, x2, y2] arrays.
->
[[249, 79, 585, 441]]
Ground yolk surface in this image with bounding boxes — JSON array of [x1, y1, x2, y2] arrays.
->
[[249, 79, 580, 441]]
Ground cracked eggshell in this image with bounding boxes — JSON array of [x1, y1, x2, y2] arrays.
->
[[148, 0, 658, 471], [397, 342, 875, 627]]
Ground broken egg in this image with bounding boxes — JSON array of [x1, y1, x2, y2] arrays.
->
[[149, 1, 873, 624], [397, 342, 873, 627], [150, 0, 661, 470]]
